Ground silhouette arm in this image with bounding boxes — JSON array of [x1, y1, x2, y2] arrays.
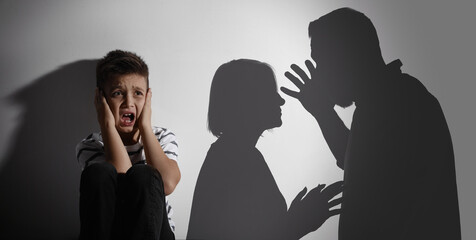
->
[[312, 107, 348, 169], [281, 60, 348, 169]]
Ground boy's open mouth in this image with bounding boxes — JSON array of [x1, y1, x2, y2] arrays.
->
[[121, 113, 135, 126]]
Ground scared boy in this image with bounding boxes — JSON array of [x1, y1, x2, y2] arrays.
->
[[76, 50, 180, 240]]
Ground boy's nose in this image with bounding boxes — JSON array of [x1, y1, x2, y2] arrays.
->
[[123, 94, 135, 107]]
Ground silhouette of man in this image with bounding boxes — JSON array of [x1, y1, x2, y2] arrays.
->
[[282, 8, 461, 240]]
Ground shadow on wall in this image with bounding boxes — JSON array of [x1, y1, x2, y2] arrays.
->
[[187, 59, 343, 240], [0, 60, 98, 240]]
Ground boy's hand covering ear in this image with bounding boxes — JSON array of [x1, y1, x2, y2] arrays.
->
[[138, 88, 152, 132], [94, 88, 115, 130]]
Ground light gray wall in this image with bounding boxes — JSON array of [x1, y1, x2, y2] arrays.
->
[[0, 0, 474, 239]]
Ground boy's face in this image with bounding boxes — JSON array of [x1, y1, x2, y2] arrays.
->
[[103, 74, 148, 138]]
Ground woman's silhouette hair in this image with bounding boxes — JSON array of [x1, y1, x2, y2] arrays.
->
[[207, 59, 276, 137]]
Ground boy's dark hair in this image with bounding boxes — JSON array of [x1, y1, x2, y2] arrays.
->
[[96, 50, 149, 90]]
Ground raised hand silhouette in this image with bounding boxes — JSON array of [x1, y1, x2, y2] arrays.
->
[[288, 181, 343, 238], [282, 60, 334, 116], [282, 59, 349, 169]]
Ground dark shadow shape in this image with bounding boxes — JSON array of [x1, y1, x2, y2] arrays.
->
[[282, 8, 461, 240], [0, 60, 98, 240], [187, 59, 342, 240]]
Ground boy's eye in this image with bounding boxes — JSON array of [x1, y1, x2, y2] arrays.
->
[[135, 91, 144, 96], [111, 91, 122, 97]]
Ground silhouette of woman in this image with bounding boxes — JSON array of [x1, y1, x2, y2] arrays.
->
[[187, 59, 342, 240]]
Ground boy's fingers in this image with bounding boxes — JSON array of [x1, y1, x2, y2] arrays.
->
[[100, 93, 107, 105], [143, 89, 152, 109]]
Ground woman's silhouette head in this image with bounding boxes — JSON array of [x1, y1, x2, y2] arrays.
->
[[208, 59, 285, 137]]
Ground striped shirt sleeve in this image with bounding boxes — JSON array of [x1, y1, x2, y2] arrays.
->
[[75, 133, 105, 170], [154, 127, 179, 162]]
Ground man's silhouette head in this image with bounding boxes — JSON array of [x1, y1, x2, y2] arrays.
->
[[309, 8, 386, 107]]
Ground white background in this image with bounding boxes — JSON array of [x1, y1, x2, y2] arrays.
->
[[0, 0, 474, 239]]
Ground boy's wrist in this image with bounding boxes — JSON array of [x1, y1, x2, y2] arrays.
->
[[100, 122, 117, 134], [138, 114, 152, 130], [139, 124, 154, 137]]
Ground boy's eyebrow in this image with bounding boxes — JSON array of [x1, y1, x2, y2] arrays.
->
[[108, 84, 146, 92], [109, 84, 124, 90], [132, 86, 146, 91]]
